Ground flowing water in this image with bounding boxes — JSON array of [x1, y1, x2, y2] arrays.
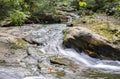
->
[[24, 24, 120, 79]]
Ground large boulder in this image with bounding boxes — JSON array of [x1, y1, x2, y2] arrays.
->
[[63, 27, 120, 60]]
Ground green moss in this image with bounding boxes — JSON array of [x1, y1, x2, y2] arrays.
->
[[0, 42, 3, 46], [63, 32, 67, 43], [8, 38, 27, 49], [16, 38, 27, 47], [115, 31, 120, 37], [66, 14, 120, 45], [63, 29, 67, 44], [71, 14, 120, 42], [55, 71, 66, 78], [88, 18, 96, 24], [87, 25, 119, 41]]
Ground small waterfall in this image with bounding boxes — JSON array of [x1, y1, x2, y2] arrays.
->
[[57, 45, 120, 73], [24, 14, 120, 79]]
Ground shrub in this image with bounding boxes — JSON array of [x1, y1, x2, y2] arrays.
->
[[9, 10, 30, 26], [0, 0, 65, 25]]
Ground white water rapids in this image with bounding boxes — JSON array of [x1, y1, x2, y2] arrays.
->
[[24, 17, 120, 79]]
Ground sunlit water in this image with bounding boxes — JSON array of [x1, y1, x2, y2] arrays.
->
[[24, 24, 120, 79]]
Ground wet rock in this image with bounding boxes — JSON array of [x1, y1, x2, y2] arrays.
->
[[55, 70, 66, 78], [50, 56, 80, 70], [0, 66, 32, 79], [24, 75, 57, 79], [63, 27, 120, 60], [0, 43, 27, 65], [50, 57, 73, 66], [7, 39, 27, 49], [27, 46, 44, 59], [23, 37, 43, 46]]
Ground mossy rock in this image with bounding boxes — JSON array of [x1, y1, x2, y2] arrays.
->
[[8, 38, 27, 49], [86, 25, 119, 42], [50, 57, 71, 66], [55, 70, 66, 78], [115, 31, 120, 37], [63, 29, 68, 44], [50, 56, 79, 69]]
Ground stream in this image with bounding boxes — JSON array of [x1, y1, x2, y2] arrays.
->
[[0, 13, 120, 79], [23, 23, 120, 79]]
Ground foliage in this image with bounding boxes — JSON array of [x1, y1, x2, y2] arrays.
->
[[0, 0, 29, 25], [9, 10, 29, 25], [70, 0, 120, 17], [0, 0, 65, 25], [0, 0, 11, 20], [79, 1, 87, 7], [0, 0, 120, 25]]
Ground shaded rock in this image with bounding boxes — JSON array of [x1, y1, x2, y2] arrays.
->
[[23, 35, 42, 46], [50, 56, 79, 69], [63, 27, 120, 60], [29, 13, 68, 24], [66, 23, 73, 27]]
